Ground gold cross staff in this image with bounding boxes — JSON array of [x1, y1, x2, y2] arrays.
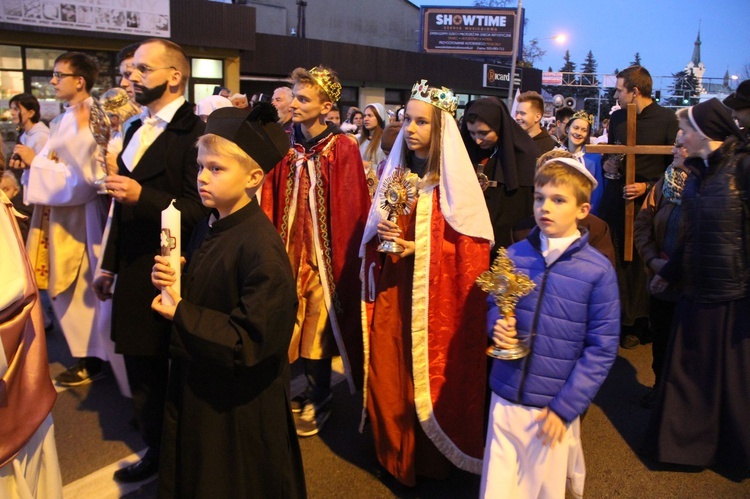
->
[[586, 103, 673, 261]]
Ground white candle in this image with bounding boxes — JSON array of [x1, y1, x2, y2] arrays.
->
[[160, 199, 181, 306]]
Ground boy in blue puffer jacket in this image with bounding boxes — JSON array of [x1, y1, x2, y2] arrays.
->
[[480, 151, 620, 499]]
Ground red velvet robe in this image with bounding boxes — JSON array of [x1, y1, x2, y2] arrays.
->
[[262, 131, 370, 390], [362, 188, 490, 485]]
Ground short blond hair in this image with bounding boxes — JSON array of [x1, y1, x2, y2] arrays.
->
[[196, 134, 260, 174], [534, 150, 592, 205]]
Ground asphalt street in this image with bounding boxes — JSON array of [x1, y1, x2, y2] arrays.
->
[[46, 322, 749, 498]]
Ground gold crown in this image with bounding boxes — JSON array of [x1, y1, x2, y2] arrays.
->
[[309, 66, 341, 103], [101, 91, 131, 112], [410, 80, 458, 115], [570, 110, 594, 127]]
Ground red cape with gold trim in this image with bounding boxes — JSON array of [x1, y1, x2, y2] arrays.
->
[[362, 188, 490, 473], [261, 131, 370, 391]]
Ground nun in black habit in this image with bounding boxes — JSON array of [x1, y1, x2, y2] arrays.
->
[[461, 97, 541, 252], [646, 99, 750, 477]]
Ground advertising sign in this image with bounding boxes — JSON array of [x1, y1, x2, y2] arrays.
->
[[420, 7, 521, 56], [483, 64, 522, 90], [1, 0, 171, 37], [542, 72, 563, 85]]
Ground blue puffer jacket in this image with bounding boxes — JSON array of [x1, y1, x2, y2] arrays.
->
[[487, 227, 620, 423]]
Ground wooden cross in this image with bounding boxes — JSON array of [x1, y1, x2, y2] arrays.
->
[[586, 103, 673, 261]]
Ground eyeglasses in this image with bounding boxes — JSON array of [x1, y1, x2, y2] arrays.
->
[[51, 72, 80, 80], [131, 64, 176, 77]]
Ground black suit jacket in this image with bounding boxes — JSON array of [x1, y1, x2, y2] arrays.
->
[[102, 100, 208, 356]]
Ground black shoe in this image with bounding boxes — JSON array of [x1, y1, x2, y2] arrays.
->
[[113, 452, 159, 483], [620, 334, 640, 349], [56, 358, 104, 387]]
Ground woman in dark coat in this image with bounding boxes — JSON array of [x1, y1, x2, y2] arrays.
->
[[648, 98, 750, 475]]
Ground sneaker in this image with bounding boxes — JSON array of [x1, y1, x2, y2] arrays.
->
[[290, 393, 309, 414], [295, 395, 332, 437], [56, 358, 104, 387]]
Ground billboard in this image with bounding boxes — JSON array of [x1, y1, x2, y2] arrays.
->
[[1, 0, 171, 37], [420, 7, 522, 56]]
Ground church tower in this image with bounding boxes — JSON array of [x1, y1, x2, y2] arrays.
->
[[685, 24, 706, 92]]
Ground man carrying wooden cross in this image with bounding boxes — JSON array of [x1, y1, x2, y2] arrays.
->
[[591, 66, 678, 350]]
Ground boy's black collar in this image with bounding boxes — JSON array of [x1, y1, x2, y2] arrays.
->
[[293, 122, 340, 151], [208, 200, 259, 233]]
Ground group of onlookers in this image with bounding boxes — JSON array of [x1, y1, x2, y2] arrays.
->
[[2, 45, 749, 498]]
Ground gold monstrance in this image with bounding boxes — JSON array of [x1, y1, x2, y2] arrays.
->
[[377, 167, 417, 253], [476, 248, 536, 360], [89, 99, 111, 194]]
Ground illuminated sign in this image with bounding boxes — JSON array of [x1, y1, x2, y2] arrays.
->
[[483, 64, 522, 90], [420, 7, 522, 56]]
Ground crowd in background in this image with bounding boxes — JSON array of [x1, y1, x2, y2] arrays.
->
[[1, 38, 749, 497]]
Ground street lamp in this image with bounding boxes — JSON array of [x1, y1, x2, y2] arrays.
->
[[538, 34, 567, 44]]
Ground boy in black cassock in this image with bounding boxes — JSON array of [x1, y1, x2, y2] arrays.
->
[[151, 104, 306, 498]]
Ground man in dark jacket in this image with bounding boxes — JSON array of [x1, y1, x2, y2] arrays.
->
[[93, 38, 209, 483], [598, 65, 678, 349]]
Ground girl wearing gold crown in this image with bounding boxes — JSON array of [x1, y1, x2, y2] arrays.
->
[[360, 81, 493, 485]]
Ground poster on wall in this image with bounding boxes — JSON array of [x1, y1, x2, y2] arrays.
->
[[420, 7, 522, 56], [1, 0, 170, 37]]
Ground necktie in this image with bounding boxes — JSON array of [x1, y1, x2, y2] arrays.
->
[[130, 116, 160, 168]]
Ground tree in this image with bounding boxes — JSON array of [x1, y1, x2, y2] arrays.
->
[[667, 69, 700, 107], [519, 38, 546, 68], [578, 51, 601, 118], [630, 53, 642, 67], [559, 50, 577, 85], [474, 0, 542, 69]]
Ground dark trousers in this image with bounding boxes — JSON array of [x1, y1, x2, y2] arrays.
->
[[649, 296, 677, 387], [124, 354, 170, 456], [303, 357, 332, 404]]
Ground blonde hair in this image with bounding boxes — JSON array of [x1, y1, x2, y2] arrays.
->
[[196, 134, 260, 173], [534, 150, 592, 205], [1, 170, 20, 198]]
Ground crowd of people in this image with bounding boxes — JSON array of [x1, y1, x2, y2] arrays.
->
[[1, 36, 749, 498]]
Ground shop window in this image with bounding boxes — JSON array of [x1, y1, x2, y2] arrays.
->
[[25, 48, 65, 70], [0, 45, 23, 69], [192, 58, 223, 79], [0, 71, 24, 100]]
